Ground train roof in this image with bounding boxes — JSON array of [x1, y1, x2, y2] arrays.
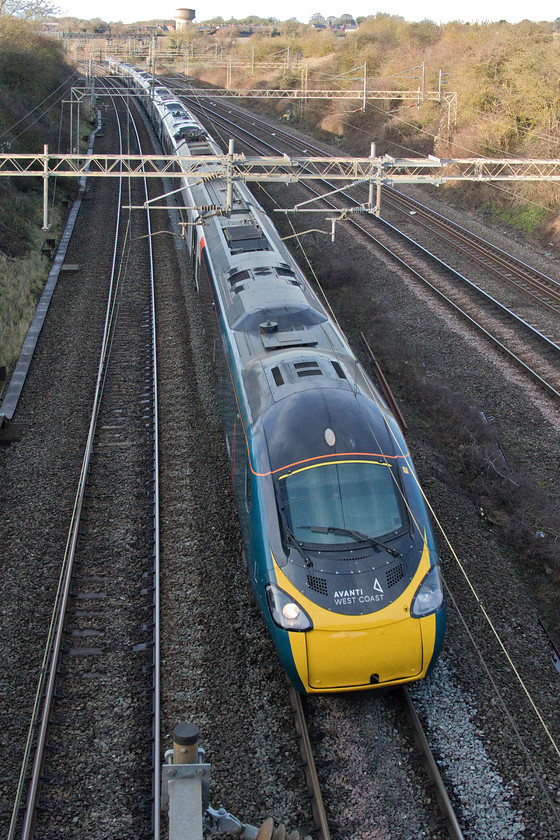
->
[[110, 60, 400, 454], [261, 388, 400, 472]]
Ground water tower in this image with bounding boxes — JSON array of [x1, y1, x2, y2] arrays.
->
[[174, 8, 195, 30]]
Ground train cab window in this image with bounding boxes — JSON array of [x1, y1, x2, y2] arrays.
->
[[277, 460, 405, 546]]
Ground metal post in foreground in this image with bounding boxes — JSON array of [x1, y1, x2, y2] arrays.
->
[[162, 723, 267, 839], [368, 142, 376, 212], [173, 722, 199, 765], [162, 723, 210, 840]]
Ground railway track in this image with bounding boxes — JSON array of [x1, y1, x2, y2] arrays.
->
[[165, 75, 560, 400], [383, 187, 560, 317], [291, 686, 465, 840], [7, 81, 161, 840], [172, 77, 560, 316], [4, 65, 557, 839], [154, 73, 560, 840]]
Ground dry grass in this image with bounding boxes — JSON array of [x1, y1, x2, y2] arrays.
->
[[0, 250, 51, 369]]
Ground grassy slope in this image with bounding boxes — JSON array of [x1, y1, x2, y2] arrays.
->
[[0, 19, 75, 370]]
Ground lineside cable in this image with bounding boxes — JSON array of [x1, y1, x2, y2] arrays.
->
[[258, 168, 560, 800]]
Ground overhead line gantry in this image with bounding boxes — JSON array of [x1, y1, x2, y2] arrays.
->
[[3, 146, 560, 230]]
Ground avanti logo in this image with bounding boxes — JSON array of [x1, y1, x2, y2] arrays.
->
[[334, 580, 385, 606]]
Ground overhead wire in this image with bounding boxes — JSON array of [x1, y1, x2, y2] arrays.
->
[[333, 98, 557, 214], [237, 104, 560, 779], [0, 68, 80, 144], [0, 70, 80, 344], [151, 76, 560, 776]]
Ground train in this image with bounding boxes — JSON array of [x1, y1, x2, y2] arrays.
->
[[108, 60, 446, 693]]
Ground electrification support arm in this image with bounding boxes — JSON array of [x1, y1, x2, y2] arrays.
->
[[368, 142, 376, 212], [42, 144, 49, 231], [226, 138, 235, 214]]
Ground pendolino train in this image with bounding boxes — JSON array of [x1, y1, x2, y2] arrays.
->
[[109, 60, 446, 693]]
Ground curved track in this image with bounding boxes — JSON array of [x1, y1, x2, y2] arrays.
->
[[7, 80, 161, 840], [164, 74, 560, 401]]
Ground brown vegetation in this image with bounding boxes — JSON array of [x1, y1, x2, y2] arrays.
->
[[0, 17, 75, 368], [165, 14, 560, 240]]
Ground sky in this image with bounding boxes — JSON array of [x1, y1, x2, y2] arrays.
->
[[56, 0, 560, 25]]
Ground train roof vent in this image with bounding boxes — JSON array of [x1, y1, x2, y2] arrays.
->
[[224, 224, 271, 254], [173, 128, 207, 143], [260, 329, 319, 350], [187, 141, 213, 155], [228, 269, 251, 286], [253, 267, 273, 276], [294, 361, 322, 378], [331, 361, 347, 379], [277, 266, 296, 277], [271, 366, 284, 387]]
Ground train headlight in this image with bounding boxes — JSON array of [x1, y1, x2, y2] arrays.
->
[[282, 602, 301, 621], [410, 566, 444, 618], [266, 584, 313, 631]]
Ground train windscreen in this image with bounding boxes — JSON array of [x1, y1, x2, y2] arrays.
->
[[277, 459, 405, 545]]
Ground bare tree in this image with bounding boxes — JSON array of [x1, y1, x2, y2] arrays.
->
[[0, 0, 59, 21]]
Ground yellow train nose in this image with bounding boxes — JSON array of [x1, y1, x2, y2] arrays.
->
[[305, 619, 423, 689]]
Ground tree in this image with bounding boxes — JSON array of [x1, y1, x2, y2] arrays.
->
[[338, 13, 355, 26], [0, 0, 58, 20], [310, 13, 326, 26]]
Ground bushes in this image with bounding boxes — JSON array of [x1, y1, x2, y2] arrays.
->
[[0, 18, 74, 370], [0, 21, 72, 250], [490, 202, 549, 235]]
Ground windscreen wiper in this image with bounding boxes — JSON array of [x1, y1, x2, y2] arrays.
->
[[300, 525, 400, 558], [285, 530, 313, 566]]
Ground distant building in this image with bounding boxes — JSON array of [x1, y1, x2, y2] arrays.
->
[[174, 8, 195, 30]]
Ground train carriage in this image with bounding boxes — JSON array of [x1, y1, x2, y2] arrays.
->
[[108, 60, 446, 692]]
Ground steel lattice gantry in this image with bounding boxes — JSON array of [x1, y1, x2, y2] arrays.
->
[[5, 150, 560, 181], [4, 149, 560, 229]]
